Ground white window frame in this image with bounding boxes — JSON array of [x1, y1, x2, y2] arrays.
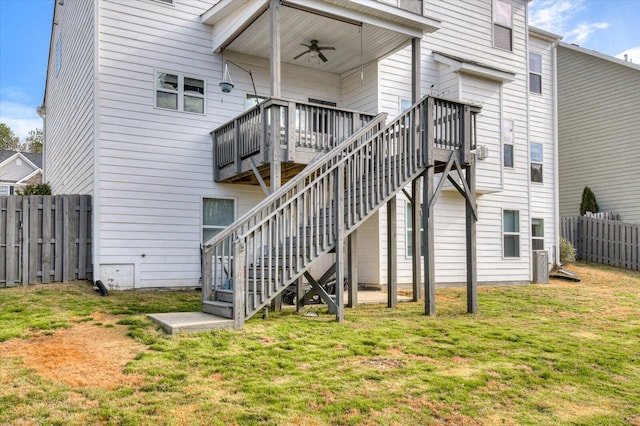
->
[[0, 185, 10, 196], [532, 218, 544, 251], [529, 52, 542, 94], [400, 98, 412, 114], [503, 209, 520, 259], [406, 202, 424, 257], [493, 0, 513, 51], [246, 94, 268, 110], [502, 119, 514, 169], [202, 197, 236, 244], [530, 142, 543, 183], [155, 71, 206, 114]]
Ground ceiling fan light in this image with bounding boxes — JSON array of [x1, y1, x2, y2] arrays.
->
[[309, 49, 319, 58]]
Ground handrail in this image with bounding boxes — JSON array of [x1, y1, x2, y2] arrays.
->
[[203, 95, 480, 326], [211, 98, 376, 174], [203, 114, 388, 250]]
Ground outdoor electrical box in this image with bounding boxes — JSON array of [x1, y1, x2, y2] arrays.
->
[[532, 250, 549, 283]]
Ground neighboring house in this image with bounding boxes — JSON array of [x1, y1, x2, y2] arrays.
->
[[0, 150, 43, 196], [557, 42, 640, 223], [41, 0, 560, 322]]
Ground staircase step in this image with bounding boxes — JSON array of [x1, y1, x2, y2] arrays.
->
[[202, 300, 233, 318], [214, 289, 234, 303]]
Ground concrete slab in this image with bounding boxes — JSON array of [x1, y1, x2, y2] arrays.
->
[[148, 312, 234, 335], [149, 290, 413, 335]]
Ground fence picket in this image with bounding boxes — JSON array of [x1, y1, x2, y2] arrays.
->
[[0, 195, 92, 286], [561, 216, 640, 272]]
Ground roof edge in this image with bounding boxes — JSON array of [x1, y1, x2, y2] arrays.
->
[[558, 41, 640, 71]]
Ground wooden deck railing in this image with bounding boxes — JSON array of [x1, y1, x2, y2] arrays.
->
[[211, 98, 375, 179], [203, 96, 479, 327]]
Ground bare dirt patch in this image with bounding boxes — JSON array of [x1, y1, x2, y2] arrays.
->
[[0, 312, 145, 389]]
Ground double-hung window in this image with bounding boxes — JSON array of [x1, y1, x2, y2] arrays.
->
[[155, 72, 205, 114], [503, 210, 520, 258], [530, 143, 543, 183], [406, 202, 425, 257], [202, 198, 235, 243], [493, 0, 513, 51], [502, 119, 514, 168], [532, 218, 544, 251], [529, 53, 542, 94], [0, 186, 10, 196]]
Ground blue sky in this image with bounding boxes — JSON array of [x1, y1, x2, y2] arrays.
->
[[0, 0, 638, 141]]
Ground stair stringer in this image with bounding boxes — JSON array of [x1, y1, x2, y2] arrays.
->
[[203, 95, 476, 328]]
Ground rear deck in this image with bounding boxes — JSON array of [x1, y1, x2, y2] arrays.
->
[[212, 98, 375, 185]]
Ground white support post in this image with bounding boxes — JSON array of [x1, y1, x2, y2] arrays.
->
[[270, 0, 281, 99]]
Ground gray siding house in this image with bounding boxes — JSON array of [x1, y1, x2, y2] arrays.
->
[[557, 42, 640, 223], [0, 150, 43, 195]]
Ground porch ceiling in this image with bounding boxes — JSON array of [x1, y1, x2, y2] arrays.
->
[[203, 1, 440, 75]]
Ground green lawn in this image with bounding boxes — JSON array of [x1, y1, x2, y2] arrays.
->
[[1, 262, 639, 425]]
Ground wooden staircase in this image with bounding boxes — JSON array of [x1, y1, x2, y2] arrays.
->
[[202, 95, 478, 328]]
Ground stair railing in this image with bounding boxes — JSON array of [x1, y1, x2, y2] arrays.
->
[[203, 95, 479, 327]]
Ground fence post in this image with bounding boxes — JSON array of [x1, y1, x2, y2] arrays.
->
[[21, 197, 29, 286]]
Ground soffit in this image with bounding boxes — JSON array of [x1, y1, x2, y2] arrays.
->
[[202, 0, 440, 74]]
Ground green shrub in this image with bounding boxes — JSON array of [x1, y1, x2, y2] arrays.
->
[[18, 183, 51, 196], [560, 237, 576, 265], [579, 186, 599, 216]]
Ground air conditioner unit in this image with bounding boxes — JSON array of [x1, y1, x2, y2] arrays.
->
[[476, 145, 489, 160]]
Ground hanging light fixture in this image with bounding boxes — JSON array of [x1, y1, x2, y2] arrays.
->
[[219, 62, 234, 93], [218, 59, 260, 101]]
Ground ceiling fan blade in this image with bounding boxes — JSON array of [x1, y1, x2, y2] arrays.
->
[[318, 46, 336, 51], [318, 52, 328, 62], [300, 44, 311, 48], [294, 50, 310, 60]]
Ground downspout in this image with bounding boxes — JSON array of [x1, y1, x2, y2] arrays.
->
[[524, 11, 532, 282], [92, 0, 101, 284], [552, 41, 561, 267], [37, 105, 46, 181]]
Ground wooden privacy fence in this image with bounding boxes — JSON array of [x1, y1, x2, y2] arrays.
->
[[561, 216, 640, 271], [0, 195, 92, 287]]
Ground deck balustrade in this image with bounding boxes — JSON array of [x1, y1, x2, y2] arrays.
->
[[203, 96, 479, 327], [211, 98, 375, 181]]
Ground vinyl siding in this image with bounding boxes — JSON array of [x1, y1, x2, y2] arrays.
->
[[96, 0, 347, 288], [557, 45, 640, 223], [528, 34, 558, 265], [0, 158, 37, 182], [375, 0, 535, 285], [44, 0, 95, 194]]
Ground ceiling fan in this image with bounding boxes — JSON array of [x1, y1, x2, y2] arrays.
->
[[294, 40, 336, 63]]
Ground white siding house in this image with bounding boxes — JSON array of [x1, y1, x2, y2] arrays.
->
[[557, 42, 640, 223], [41, 0, 560, 293]]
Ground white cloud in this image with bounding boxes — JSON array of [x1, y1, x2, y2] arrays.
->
[[529, 0, 584, 32], [0, 100, 43, 141], [616, 47, 640, 64], [564, 22, 610, 44], [529, 0, 609, 45]]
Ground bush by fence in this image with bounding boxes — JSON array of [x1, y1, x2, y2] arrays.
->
[[0, 195, 92, 287], [561, 216, 639, 271]]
